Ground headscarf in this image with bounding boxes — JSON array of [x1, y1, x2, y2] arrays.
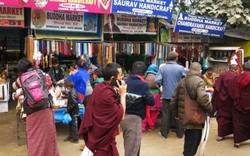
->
[[146, 64, 158, 76]]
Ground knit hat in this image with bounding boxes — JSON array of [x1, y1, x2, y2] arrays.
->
[[146, 64, 158, 76], [168, 51, 179, 58]]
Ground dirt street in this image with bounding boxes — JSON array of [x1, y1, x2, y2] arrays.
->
[[0, 101, 249, 156]]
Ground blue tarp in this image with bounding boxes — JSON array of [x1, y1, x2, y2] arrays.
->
[[54, 107, 85, 123]]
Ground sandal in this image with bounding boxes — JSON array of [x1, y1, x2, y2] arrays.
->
[[234, 143, 240, 148], [216, 136, 224, 141]]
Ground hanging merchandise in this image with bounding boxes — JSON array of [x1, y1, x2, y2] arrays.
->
[[32, 39, 102, 69], [112, 42, 142, 55], [25, 35, 35, 63], [102, 43, 113, 64]]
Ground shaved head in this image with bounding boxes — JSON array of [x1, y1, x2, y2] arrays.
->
[[190, 62, 202, 73], [229, 64, 238, 71], [243, 62, 250, 71]]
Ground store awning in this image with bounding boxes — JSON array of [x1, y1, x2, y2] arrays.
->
[[34, 30, 101, 41], [0, 1, 111, 14], [225, 27, 250, 40]]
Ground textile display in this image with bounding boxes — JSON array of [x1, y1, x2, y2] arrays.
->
[[34, 40, 99, 57]]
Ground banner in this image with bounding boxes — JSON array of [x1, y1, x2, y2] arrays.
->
[[112, 0, 174, 19], [104, 14, 157, 34], [174, 13, 226, 38], [31, 10, 97, 32], [0, 0, 111, 14], [0, 6, 24, 27]]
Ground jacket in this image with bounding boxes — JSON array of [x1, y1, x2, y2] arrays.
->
[[67, 89, 79, 116], [48, 67, 64, 85], [170, 71, 212, 129], [125, 75, 155, 119]]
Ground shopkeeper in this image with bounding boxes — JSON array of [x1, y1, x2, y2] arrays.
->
[[48, 56, 65, 86]]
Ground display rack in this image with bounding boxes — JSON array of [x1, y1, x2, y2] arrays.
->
[[208, 47, 244, 73], [0, 80, 9, 113]]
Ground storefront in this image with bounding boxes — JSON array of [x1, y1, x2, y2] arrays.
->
[[101, 0, 175, 71], [28, 9, 103, 72], [0, 6, 28, 112]]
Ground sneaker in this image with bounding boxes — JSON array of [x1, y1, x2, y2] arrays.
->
[[63, 136, 72, 142], [158, 131, 167, 138], [70, 139, 79, 143]]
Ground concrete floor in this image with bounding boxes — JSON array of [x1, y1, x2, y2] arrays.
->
[[0, 100, 250, 156]]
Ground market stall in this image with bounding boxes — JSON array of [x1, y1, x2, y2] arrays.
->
[[0, 68, 9, 113], [51, 87, 85, 123]]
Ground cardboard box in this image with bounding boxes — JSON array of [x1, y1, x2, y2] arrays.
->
[[0, 82, 9, 101], [0, 101, 8, 113], [0, 82, 9, 112]]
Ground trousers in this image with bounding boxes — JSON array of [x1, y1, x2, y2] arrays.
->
[[160, 99, 184, 138], [183, 129, 202, 156], [69, 116, 79, 140]]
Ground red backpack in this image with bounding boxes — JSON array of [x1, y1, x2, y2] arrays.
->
[[20, 69, 50, 113]]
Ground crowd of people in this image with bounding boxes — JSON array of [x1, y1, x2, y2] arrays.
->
[[11, 51, 250, 156], [212, 63, 250, 148]]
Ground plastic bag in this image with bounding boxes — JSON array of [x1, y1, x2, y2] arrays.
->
[[62, 113, 72, 125], [81, 146, 93, 156]]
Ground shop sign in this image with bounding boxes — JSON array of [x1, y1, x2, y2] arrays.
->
[[112, 0, 174, 20], [0, 0, 111, 14], [104, 14, 157, 34], [0, 6, 24, 27], [170, 29, 201, 43], [31, 9, 97, 32], [174, 13, 226, 38]]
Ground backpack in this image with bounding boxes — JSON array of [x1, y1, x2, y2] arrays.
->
[[20, 69, 50, 114]]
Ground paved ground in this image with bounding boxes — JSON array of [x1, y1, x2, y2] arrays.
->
[[0, 100, 250, 156]]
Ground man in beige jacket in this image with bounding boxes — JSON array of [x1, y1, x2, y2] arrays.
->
[[170, 62, 212, 156]]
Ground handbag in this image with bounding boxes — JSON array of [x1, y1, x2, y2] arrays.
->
[[183, 80, 206, 126]]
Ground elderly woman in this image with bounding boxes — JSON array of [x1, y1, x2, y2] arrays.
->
[[142, 64, 162, 133]]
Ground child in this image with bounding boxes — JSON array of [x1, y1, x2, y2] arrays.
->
[[63, 80, 79, 143], [91, 68, 104, 88]]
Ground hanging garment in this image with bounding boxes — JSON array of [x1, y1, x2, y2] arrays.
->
[[64, 41, 69, 56], [56, 41, 59, 55], [51, 40, 56, 54], [47, 40, 51, 54]]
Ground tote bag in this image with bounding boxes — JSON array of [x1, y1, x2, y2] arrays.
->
[[183, 80, 206, 126]]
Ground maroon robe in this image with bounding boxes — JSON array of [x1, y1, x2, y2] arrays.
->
[[212, 70, 238, 137], [79, 82, 123, 156], [233, 72, 250, 143]]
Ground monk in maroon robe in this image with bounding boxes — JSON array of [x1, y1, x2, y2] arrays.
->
[[212, 64, 238, 141], [79, 63, 126, 155], [232, 62, 250, 148]]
